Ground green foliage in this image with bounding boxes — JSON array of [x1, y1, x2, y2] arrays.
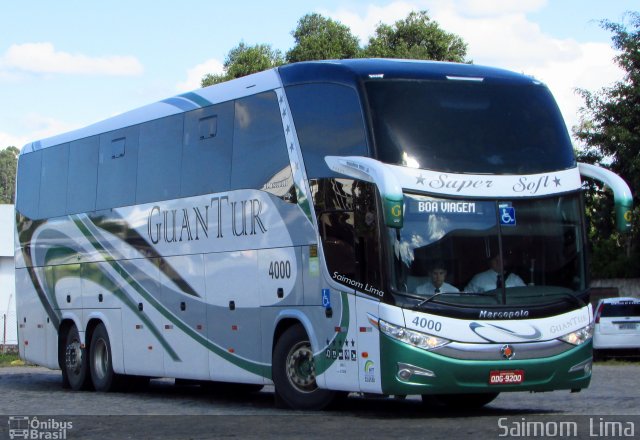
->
[[286, 13, 361, 62], [203, 10, 469, 85], [573, 12, 640, 278], [201, 42, 284, 87], [201, 73, 228, 87], [590, 234, 640, 278], [0, 146, 19, 204], [0, 353, 21, 367], [364, 11, 468, 62]]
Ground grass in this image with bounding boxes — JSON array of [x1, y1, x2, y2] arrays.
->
[[594, 358, 639, 366], [0, 352, 23, 367]]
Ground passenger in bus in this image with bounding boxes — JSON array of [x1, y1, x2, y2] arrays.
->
[[416, 261, 459, 294], [465, 254, 525, 293]]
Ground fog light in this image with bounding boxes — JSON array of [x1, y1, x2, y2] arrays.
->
[[396, 362, 435, 382], [568, 358, 592, 374], [397, 368, 412, 381]]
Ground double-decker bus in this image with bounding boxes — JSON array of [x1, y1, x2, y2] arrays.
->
[[15, 59, 632, 410]]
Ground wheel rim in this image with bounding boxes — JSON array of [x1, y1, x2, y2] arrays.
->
[[93, 338, 109, 381], [65, 340, 83, 376], [285, 341, 317, 393]]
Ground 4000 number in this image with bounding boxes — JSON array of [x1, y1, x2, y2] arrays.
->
[[269, 260, 291, 279], [411, 316, 442, 332]]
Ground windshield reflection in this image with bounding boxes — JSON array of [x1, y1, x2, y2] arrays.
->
[[390, 193, 585, 306]]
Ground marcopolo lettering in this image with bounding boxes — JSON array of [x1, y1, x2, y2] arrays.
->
[[147, 196, 267, 244], [479, 309, 530, 319]]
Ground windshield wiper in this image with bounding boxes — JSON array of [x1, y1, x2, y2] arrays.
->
[[416, 290, 496, 307], [418, 292, 443, 307]]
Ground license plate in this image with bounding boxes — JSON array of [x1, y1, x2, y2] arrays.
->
[[619, 323, 637, 330], [489, 369, 524, 385]]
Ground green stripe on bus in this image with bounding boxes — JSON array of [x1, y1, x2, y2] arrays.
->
[[179, 92, 213, 108], [72, 215, 270, 377]]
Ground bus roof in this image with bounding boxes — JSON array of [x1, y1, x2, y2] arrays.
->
[[21, 59, 540, 155], [21, 68, 281, 154], [278, 58, 538, 87]]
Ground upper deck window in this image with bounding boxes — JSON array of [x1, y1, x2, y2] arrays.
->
[[366, 79, 575, 174], [286, 83, 368, 178]]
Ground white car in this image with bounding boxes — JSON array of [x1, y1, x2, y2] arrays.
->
[[593, 297, 640, 358]]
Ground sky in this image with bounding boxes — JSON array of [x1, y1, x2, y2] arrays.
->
[[0, 0, 636, 151]]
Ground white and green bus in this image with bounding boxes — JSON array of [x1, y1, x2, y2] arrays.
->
[[15, 59, 632, 410]]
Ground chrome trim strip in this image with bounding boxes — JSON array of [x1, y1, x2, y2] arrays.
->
[[568, 358, 592, 373], [431, 339, 573, 360], [397, 362, 435, 377]]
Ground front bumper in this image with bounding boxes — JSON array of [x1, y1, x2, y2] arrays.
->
[[380, 334, 592, 395]]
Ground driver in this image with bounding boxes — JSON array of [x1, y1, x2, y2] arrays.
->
[[417, 261, 459, 294], [465, 254, 525, 293]]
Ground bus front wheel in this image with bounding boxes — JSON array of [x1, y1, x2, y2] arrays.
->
[[272, 324, 335, 410]]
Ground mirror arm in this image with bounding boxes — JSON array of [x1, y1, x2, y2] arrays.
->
[[325, 156, 404, 228], [578, 162, 633, 232]]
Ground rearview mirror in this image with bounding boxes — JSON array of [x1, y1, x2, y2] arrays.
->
[[325, 156, 404, 228]]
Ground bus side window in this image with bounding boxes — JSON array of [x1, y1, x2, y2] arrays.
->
[[286, 83, 368, 179], [39, 143, 69, 219], [137, 114, 184, 204], [96, 126, 139, 210], [312, 179, 382, 294], [181, 101, 234, 197], [319, 211, 356, 278], [231, 91, 291, 192], [16, 150, 42, 219], [67, 136, 99, 215]]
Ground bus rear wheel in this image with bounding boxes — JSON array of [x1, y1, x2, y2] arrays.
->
[[62, 325, 91, 391], [273, 324, 335, 410], [89, 323, 119, 392], [422, 392, 499, 409]]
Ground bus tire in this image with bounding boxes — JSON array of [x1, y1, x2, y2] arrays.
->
[[62, 325, 91, 391], [89, 323, 119, 392], [422, 392, 499, 409], [272, 324, 335, 410]]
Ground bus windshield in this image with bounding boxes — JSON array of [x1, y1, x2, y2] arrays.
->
[[366, 79, 575, 174], [389, 192, 586, 307]]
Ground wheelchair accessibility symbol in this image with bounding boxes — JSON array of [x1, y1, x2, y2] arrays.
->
[[322, 289, 331, 309], [499, 206, 516, 226]]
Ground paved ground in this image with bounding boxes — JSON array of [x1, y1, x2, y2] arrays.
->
[[0, 361, 639, 439]]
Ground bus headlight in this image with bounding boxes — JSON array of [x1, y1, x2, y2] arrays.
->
[[378, 319, 450, 350], [558, 324, 593, 346]]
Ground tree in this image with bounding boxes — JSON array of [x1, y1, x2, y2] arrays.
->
[[0, 146, 19, 204], [202, 11, 469, 85], [573, 12, 640, 277], [364, 11, 468, 62], [286, 13, 361, 62], [202, 42, 284, 87]]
